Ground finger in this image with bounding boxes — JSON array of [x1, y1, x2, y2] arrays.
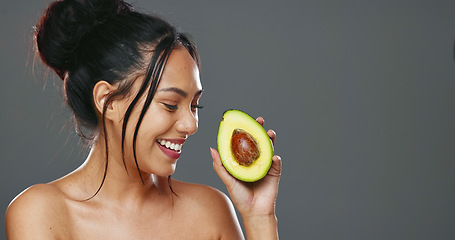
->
[[256, 116, 265, 126], [210, 147, 236, 188], [267, 129, 276, 146], [268, 155, 282, 178], [256, 117, 276, 145]]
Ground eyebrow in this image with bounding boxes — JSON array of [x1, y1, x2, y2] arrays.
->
[[158, 87, 203, 98]]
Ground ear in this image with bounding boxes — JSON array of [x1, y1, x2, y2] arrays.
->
[[93, 81, 116, 119]]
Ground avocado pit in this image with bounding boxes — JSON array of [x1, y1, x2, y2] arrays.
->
[[231, 129, 260, 166]]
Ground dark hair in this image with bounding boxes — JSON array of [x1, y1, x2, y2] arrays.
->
[[35, 0, 200, 197]]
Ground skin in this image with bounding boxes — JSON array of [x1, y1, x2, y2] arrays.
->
[[5, 48, 281, 239]]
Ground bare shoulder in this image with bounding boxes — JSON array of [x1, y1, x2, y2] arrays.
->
[[172, 180, 244, 239], [174, 180, 229, 204], [5, 183, 67, 239]]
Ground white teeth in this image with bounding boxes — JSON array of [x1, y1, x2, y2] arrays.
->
[[157, 139, 183, 151]]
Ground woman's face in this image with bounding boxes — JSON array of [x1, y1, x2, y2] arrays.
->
[[120, 48, 202, 177]]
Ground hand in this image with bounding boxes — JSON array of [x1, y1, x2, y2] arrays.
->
[[211, 117, 282, 218]]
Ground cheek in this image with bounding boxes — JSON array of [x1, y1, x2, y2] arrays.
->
[[136, 108, 175, 141], [121, 108, 162, 151]]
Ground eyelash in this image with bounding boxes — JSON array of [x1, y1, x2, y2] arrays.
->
[[163, 104, 203, 111], [192, 104, 204, 110], [164, 104, 178, 111]]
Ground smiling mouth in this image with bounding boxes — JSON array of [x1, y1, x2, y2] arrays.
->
[[157, 139, 183, 152]]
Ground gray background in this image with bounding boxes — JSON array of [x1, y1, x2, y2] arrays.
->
[[1, 0, 455, 239]]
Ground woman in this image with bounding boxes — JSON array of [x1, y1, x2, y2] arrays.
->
[[5, 0, 282, 239]]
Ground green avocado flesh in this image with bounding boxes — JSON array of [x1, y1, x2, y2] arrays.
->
[[217, 110, 273, 182]]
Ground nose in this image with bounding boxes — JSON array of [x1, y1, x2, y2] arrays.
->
[[176, 107, 198, 136]]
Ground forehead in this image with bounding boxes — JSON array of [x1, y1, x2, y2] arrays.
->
[[157, 48, 202, 91]]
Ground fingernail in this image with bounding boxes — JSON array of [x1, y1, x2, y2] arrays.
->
[[210, 147, 215, 159]]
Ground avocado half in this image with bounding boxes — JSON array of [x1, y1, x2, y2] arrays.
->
[[217, 110, 273, 182]]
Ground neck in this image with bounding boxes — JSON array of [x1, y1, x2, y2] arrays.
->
[[73, 137, 172, 205]]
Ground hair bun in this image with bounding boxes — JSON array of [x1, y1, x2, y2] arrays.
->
[[36, 0, 132, 79]]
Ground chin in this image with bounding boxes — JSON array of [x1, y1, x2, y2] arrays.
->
[[152, 163, 177, 178]]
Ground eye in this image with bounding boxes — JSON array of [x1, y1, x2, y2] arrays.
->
[[163, 103, 178, 111], [191, 104, 203, 112]]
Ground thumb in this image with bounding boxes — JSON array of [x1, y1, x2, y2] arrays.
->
[[210, 147, 236, 188]]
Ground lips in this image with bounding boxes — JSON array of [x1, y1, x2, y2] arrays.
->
[[156, 138, 185, 159]]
